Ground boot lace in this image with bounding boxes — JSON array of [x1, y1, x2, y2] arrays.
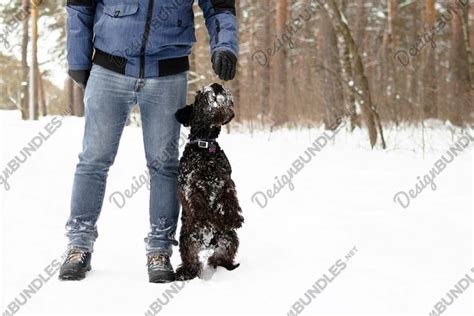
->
[[66, 249, 87, 263], [148, 254, 171, 269]]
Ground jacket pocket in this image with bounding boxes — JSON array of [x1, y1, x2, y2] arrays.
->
[[102, 3, 139, 18], [94, 3, 142, 57], [147, 24, 196, 53], [155, 5, 194, 27], [145, 5, 196, 54]]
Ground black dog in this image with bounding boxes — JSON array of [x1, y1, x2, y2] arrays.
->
[[174, 83, 244, 281]]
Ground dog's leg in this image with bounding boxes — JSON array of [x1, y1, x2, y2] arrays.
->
[[176, 231, 202, 281], [208, 230, 240, 271], [221, 181, 244, 229]]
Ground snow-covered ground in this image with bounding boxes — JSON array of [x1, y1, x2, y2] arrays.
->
[[1, 110, 473, 316]]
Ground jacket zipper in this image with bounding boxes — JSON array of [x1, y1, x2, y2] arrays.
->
[[139, 0, 155, 79], [215, 19, 220, 45]]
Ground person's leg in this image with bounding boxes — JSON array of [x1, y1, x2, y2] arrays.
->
[[65, 64, 137, 252], [137, 71, 188, 256]]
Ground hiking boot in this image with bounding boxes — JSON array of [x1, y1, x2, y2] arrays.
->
[[58, 248, 92, 281], [147, 253, 175, 283]]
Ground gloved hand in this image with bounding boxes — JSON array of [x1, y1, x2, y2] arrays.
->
[[68, 69, 90, 90], [212, 50, 237, 81]]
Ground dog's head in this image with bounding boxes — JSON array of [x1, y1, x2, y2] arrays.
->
[[175, 83, 235, 131]]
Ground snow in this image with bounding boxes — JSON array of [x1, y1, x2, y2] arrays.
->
[[340, 12, 349, 26], [1, 110, 473, 316], [216, 94, 226, 104], [375, 10, 386, 19]]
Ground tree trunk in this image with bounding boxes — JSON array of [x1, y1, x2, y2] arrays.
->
[[409, 0, 420, 122], [447, 0, 471, 126], [422, 0, 437, 119], [29, 0, 39, 120], [273, 0, 288, 126], [37, 65, 47, 116], [321, 9, 344, 129], [384, 0, 400, 125], [73, 85, 85, 117], [458, 1, 473, 95], [324, 0, 385, 149], [259, 0, 272, 126], [65, 78, 74, 115], [20, 0, 30, 120]]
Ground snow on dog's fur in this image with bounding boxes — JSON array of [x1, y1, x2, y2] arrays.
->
[[174, 83, 244, 280]]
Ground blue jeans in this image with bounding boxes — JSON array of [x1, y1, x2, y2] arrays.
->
[[65, 64, 187, 256]]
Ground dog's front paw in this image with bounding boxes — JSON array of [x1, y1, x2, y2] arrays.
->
[[175, 265, 200, 281], [208, 257, 240, 271]]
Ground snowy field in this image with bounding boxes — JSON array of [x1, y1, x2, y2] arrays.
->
[[0, 109, 473, 316]]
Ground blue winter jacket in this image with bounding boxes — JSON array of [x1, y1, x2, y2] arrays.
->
[[66, 0, 238, 78]]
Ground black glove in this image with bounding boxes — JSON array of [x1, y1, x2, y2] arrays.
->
[[68, 69, 90, 90], [212, 50, 237, 81]]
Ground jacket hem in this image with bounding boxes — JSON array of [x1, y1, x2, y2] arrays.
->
[[92, 48, 190, 78]]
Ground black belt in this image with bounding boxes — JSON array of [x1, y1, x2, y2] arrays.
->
[[92, 48, 190, 77]]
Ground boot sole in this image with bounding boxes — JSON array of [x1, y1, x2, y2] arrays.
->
[[58, 266, 91, 281], [149, 270, 176, 283]]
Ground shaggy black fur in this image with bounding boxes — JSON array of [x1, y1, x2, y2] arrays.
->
[[174, 83, 244, 281]]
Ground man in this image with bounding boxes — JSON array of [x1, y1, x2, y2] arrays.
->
[[58, 0, 238, 283]]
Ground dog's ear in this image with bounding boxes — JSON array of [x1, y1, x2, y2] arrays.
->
[[175, 105, 194, 127]]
